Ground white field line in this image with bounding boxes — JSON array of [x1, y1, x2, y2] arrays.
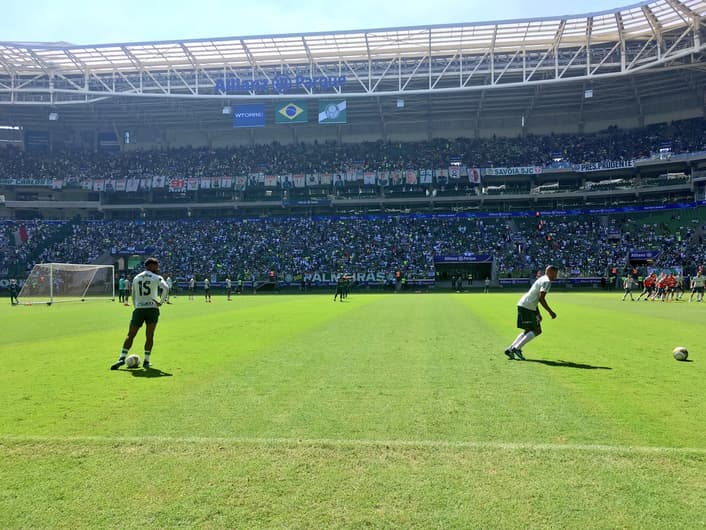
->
[[1, 434, 706, 455]]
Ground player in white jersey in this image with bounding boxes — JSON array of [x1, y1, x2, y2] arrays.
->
[[225, 277, 232, 301], [504, 265, 558, 360], [690, 272, 705, 302], [204, 277, 212, 302], [111, 257, 169, 370], [165, 276, 173, 304], [188, 277, 195, 300], [622, 276, 637, 301]]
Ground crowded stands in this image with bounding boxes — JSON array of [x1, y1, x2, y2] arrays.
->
[[2, 118, 706, 285], [0, 118, 704, 183], [2, 208, 704, 284]]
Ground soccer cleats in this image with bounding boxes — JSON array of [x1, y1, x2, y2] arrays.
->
[[110, 359, 125, 370], [503, 347, 525, 360], [142, 361, 151, 369]]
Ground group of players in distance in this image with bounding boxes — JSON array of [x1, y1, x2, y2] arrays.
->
[[110, 259, 561, 371], [622, 270, 706, 302]]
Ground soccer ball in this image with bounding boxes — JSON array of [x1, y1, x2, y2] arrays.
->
[[125, 354, 141, 368], [672, 347, 689, 362]]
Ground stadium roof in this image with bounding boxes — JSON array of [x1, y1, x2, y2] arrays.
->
[[0, 0, 704, 136], [0, 0, 704, 82]]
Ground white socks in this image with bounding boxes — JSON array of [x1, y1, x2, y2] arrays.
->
[[510, 332, 525, 349], [511, 331, 536, 350]]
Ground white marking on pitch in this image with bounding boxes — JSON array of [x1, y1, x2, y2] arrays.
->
[[1, 435, 705, 454]]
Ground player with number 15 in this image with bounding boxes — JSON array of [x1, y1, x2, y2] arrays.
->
[[110, 257, 169, 370]]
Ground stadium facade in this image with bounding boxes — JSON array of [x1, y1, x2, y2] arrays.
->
[[0, 0, 705, 221]]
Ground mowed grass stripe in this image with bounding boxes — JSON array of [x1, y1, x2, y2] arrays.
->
[[3, 433, 706, 454]]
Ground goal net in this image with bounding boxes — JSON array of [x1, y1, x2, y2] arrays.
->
[[17, 263, 115, 305]]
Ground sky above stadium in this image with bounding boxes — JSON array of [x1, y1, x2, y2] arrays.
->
[[3, 0, 638, 45]]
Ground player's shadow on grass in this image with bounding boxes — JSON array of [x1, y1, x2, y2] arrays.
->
[[524, 359, 612, 370], [127, 367, 173, 378]]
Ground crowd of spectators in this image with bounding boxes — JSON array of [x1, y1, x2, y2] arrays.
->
[[0, 118, 704, 183], [2, 118, 705, 282], [1, 220, 67, 277], [0, 209, 700, 283]]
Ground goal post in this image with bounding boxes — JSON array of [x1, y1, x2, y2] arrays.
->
[[17, 263, 115, 305]]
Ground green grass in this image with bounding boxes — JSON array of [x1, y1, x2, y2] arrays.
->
[[2, 291, 706, 528]]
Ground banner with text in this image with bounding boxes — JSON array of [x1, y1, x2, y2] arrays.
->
[[483, 166, 543, 176], [434, 254, 494, 263], [629, 250, 662, 261], [573, 160, 635, 172], [233, 104, 265, 128]]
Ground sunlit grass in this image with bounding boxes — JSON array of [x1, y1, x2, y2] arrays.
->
[[2, 292, 705, 528]]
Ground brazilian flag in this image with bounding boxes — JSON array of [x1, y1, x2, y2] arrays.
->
[[275, 101, 308, 124]]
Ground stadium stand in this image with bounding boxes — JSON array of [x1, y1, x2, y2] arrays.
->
[[0, 118, 704, 183], [3, 205, 705, 288]]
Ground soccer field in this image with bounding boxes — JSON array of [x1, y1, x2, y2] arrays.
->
[[1, 291, 705, 528]]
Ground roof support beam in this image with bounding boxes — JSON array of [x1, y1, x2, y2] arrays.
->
[[664, 0, 701, 25], [615, 12, 626, 71], [120, 46, 144, 71], [552, 20, 566, 79], [240, 40, 256, 68], [180, 44, 199, 68], [641, 5, 664, 47], [586, 16, 594, 75], [490, 25, 497, 84]]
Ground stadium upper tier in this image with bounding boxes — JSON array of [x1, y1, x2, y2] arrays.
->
[[0, 0, 705, 104]]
